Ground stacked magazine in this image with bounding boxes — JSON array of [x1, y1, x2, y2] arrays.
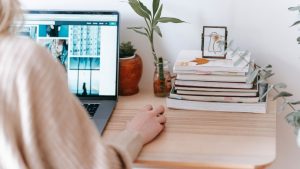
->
[[167, 50, 267, 113]]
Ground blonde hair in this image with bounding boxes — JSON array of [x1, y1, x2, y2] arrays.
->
[[0, 0, 22, 34]]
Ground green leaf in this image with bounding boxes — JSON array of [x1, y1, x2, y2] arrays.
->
[[144, 27, 150, 36], [138, 1, 151, 17], [274, 82, 287, 89], [227, 40, 234, 50], [242, 61, 252, 69], [241, 50, 249, 57], [273, 91, 293, 100], [288, 6, 300, 11], [231, 47, 240, 57], [289, 101, 300, 105], [157, 17, 185, 23], [131, 29, 148, 36], [234, 56, 246, 66], [286, 110, 300, 128], [233, 51, 249, 66], [297, 37, 300, 43], [127, 26, 144, 30], [291, 21, 300, 27], [264, 64, 272, 68], [153, 26, 162, 37], [264, 73, 275, 79], [154, 4, 163, 25], [258, 79, 267, 84], [246, 69, 259, 84], [153, 0, 160, 17], [128, 0, 150, 20]]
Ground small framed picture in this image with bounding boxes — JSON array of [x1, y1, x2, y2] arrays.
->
[[201, 26, 228, 59]]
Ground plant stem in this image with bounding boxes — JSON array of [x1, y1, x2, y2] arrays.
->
[[274, 88, 296, 111], [149, 25, 157, 62], [158, 57, 165, 94]]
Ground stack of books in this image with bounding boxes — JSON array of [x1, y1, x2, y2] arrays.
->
[[167, 50, 267, 113]]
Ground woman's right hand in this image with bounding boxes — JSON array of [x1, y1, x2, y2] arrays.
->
[[126, 105, 166, 145]]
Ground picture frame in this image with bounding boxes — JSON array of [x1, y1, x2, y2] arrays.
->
[[201, 26, 228, 59]]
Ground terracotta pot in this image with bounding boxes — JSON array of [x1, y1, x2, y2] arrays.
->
[[119, 54, 143, 96]]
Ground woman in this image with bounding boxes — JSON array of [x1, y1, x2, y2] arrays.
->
[[0, 1, 166, 169]]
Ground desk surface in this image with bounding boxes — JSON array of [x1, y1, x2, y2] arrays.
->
[[103, 90, 276, 169]]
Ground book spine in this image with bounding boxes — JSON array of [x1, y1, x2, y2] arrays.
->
[[173, 70, 246, 76], [176, 90, 257, 96], [176, 74, 247, 82], [166, 98, 266, 113], [174, 65, 249, 73], [170, 93, 259, 103], [175, 80, 253, 89], [175, 86, 257, 93]]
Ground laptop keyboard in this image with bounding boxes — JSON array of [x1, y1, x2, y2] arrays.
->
[[82, 104, 100, 118]]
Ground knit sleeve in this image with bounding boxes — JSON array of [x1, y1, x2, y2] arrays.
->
[[12, 42, 143, 169]]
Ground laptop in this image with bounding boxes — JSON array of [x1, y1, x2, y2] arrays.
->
[[19, 11, 120, 134]]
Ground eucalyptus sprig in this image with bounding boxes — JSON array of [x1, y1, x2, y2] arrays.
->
[[127, 0, 185, 62], [289, 5, 300, 44], [219, 39, 300, 138]]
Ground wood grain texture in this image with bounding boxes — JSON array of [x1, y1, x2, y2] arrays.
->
[[103, 90, 276, 169]]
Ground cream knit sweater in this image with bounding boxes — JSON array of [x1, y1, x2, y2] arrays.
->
[[0, 34, 143, 169]]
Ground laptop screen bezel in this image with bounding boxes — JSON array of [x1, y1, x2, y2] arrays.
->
[[25, 10, 119, 101]]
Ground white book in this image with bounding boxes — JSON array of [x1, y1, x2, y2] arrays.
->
[[175, 80, 253, 89], [176, 74, 248, 82], [170, 92, 259, 103], [166, 97, 267, 113], [175, 86, 258, 93], [173, 70, 246, 76], [173, 50, 251, 73], [176, 90, 257, 97]]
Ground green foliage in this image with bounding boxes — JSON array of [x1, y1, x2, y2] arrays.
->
[[288, 6, 300, 11], [289, 6, 300, 43], [273, 91, 293, 100], [290, 101, 300, 105], [220, 37, 300, 139], [119, 41, 136, 58], [286, 110, 300, 131], [287, 6, 300, 138], [127, 0, 185, 62], [127, 0, 185, 95]]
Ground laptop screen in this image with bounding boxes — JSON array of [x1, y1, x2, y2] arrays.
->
[[20, 11, 119, 98]]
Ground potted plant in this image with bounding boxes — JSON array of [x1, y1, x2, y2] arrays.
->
[[119, 41, 143, 96], [127, 0, 185, 97]]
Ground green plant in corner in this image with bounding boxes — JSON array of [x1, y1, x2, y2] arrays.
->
[[120, 41, 137, 58], [288, 5, 300, 145], [219, 38, 300, 146], [127, 0, 185, 96]]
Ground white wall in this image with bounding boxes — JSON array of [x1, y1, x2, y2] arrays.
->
[[232, 0, 300, 169], [19, 0, 300, 168], [20, 0, 234, 91]]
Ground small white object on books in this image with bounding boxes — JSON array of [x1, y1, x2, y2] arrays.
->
[[166, 97, 267, 113]]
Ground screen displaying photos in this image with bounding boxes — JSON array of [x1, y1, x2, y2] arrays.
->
[[19, 13, 118, 96]]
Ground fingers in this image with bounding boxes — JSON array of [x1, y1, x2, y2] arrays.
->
[[143, 104, 153, 111], [157, 114, 167, 124], [151, 105, 165, 115]]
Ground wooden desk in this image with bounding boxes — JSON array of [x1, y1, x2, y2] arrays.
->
[[103, 90, 276, 169]]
